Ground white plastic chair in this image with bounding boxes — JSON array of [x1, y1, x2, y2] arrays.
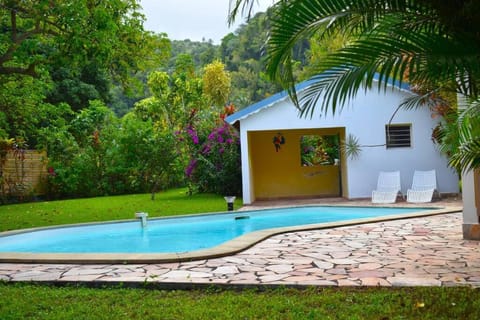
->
[[371, 171, 402, 204], [406, 170, 438, 203]]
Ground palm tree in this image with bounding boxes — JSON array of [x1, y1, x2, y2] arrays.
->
[[228, 0, 480, 172]]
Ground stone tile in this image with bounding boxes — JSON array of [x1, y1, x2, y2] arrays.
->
[[384, 262, 410, 269], [266, 264, 294, 274], [289, 271, 310, 276], [423, 267, 457, 275], [107, 271, 146, 278], [237, 265, 264, 272], [438, 275, 467, 283], [279, 257, 314, 265], [344, 241, 366, 249], [329, 251, 352, 259], [337, 279, 361, 286], [109, 264, 145, 269], [228, 273, 258, 281], [152, 263, 180, 269], [188, 267, 214, 273], [329, 258, 358, 265], [105, 276, 147, 282], [325, 274, 348, 281], [212, 266, 239, 275], [229, 279, 261, 284], [11, 271, 63, 281], [208, 278, 230, 284], [282, 275, 321, 283], [259, 274, 289, 283], [0, 263, 35, 270], [355, 263, 383, 271], [326, 268, 347, 275], [349, 270, 394, 278], [300, 253, 332, 260], [388, 277, 441, 287], [62, 268, 114, 277], [244, 258, 270, 265], [312, 261, 334, 269], [111, 267, 144, 274], [417, 258, 448, 266], [162, 270, 212, 279], [61, 275, 104, 281], [145, 269, 171, 277], [360, 277, 391, 286], [298, 267, 328, 274], [221, 257, 250, 265]]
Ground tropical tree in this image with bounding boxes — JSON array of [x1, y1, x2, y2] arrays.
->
[[228, 0, 480, 172], [134, 55, 204, 131], [0, 0, 161, 83], [0, 0, 169, 147], [202, 60, 231, 107]]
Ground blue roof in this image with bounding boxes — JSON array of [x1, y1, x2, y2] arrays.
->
[[225, 73, 411, 124], [225, 79, 316, 124]]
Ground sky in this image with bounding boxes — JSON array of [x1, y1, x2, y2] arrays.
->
[[139, 0, 275, 44]]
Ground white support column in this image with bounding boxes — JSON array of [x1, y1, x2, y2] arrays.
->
[[240, 129, 253, 204], [462, 169, 480, 239]]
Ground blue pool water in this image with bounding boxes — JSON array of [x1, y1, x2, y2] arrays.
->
[[0, 206, 432, 254]]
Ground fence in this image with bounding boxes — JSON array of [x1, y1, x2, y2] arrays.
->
[[1, 150, 47, 199]]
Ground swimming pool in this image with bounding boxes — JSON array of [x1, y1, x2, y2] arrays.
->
[[0, 205, 453, 264]]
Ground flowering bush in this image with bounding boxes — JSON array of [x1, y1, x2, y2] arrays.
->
[[184, 119, 242, 196]]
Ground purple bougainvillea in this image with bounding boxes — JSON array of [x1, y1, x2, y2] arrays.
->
[[184, 122, 241, 196], [186, 125, 199, 145], [185, 159, 197, 177]]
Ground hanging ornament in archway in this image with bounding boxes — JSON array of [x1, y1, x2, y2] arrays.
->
[[273, 133, 285, 152]]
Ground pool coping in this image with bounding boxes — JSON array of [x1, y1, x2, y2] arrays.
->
[[0, 205, 462, 264]]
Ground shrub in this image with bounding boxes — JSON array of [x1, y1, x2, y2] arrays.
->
[[185, 120, 242, 197]]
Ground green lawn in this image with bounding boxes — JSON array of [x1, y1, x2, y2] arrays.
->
[[1, 188, 479, 319], [0, 188, 241, 232], [0, 284, 479, 319]]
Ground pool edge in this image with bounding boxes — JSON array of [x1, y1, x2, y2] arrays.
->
[[0, 205, 462, 264]]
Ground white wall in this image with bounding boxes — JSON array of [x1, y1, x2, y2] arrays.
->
[[462, 170, 478, 224], [238, 85, 459, 203], [342, 90, 458, 198]]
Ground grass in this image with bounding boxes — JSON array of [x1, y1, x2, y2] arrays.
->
[[1, 188, 479, 319], [0, 284, 479, 319], [0, 188, 242, 232]]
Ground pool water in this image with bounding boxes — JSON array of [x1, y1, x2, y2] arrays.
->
[[0, 206, 432, 254]]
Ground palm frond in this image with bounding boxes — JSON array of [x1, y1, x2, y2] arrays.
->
[[449, 126, 480, 172], [266, 0, 480, 114], [399, 89, 450, 111], [228, 0, 256, 25], [447, 102, 480, 171]]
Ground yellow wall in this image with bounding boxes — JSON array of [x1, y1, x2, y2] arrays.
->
[[249, 128, 345, 200]]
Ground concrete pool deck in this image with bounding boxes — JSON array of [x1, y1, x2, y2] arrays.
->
[[1, 197, 480, 287]]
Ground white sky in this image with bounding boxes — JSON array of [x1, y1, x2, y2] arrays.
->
[[139, 0, 275, 44]]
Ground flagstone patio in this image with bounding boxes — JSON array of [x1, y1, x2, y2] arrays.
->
[[1, 198, 479, 287]]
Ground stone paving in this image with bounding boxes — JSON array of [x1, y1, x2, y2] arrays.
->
[[1, 203, 480, 287]]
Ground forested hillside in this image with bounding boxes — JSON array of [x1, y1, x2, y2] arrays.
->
[[110, 10, 311, 115], [0, 2, 311, 201]]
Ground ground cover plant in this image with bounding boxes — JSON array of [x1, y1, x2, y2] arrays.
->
[[1, 190, 479, 319]]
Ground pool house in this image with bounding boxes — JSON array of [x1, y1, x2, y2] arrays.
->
[[225, 76, 459, 205]]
